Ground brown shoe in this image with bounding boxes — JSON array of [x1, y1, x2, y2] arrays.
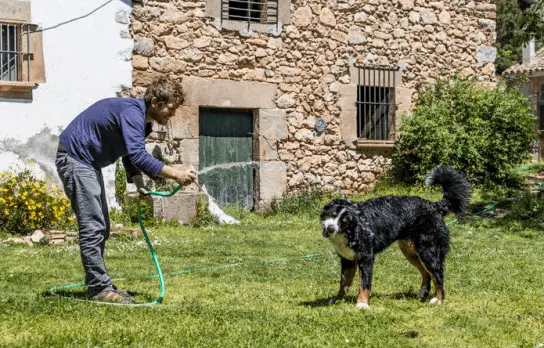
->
[[91, 290, 134, 304], [112, 285, 134, 297]]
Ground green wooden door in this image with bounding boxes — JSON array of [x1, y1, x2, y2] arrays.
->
[[199, 108, 254, 209]]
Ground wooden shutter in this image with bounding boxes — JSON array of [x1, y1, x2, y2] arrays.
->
[[21, 24, 45, 83]]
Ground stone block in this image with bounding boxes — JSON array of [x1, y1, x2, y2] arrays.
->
[[177, 138, 199, 166], [169, 105, 199, 140], [257, 108, 288, 161], [0, 0, 30, 22], [256, 161, 287, 209], [339, 83, 357, 145], [150, 192, 198, 224]]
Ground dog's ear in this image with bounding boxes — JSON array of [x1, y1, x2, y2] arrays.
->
[[338, 197, 353, 205]]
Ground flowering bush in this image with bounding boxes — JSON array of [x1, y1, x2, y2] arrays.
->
[[0, 163, 74, 235]]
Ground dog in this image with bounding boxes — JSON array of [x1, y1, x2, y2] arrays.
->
[[320, 167, 470, 310]]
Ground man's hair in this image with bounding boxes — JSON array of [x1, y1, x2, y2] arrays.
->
[[143, 76, 184, 106]]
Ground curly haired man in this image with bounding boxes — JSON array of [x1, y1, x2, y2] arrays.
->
[[55, 76, 196, 304]]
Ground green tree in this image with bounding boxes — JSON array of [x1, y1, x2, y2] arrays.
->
[[495, 0, 526, 74], [520, 0, 544, 41], [495, 0, 544, 74]]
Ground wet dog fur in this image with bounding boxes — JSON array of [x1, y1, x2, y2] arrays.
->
[[320, 167, 470, 309]]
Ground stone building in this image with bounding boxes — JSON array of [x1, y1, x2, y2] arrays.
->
[[129, 0, 497, 215]]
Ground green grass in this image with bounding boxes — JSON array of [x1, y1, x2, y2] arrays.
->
[[2, 196, 544, 346]]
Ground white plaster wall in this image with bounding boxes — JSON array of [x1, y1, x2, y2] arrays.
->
[[0, 0, 134, 207]]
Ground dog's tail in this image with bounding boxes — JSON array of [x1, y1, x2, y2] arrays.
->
[[425, 167, 471, 216]]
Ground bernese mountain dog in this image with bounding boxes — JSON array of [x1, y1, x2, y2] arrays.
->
[[320, 167, 470, 310]]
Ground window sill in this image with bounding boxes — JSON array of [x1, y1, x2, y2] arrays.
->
[[356, 140, 395, 149], [214, 19, 282, 36], [0, 81, 35, 99]]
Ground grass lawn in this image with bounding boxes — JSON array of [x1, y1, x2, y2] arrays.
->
[[1, 193, 544, 347]]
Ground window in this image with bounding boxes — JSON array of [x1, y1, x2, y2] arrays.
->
[[207, 0, 289, 35], [1, 22, 32, 82], [356, 66, 398, 141], [220, 0, 279, 32], [223, 0, 278, 24], [0, 0, 45, 99]]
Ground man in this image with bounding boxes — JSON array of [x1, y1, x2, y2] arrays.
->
[[55, 76, 196, 304]]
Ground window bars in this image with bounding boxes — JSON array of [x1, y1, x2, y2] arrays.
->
[[1, 22, 31, 82], [356, 65, 398, 141], [221, 0, 279, 31]]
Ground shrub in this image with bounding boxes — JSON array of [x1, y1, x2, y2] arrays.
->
[[191, 196, 220, 227], [114, 160, 127, 206], [110, 198, 155, 227], [0, 163, 74, 235], [506, 192, 544, 226], [268, 186, 332, 216], [392, 77, 537, 186]]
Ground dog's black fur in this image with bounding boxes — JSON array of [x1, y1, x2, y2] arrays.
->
[[320, 167, 470, 309]]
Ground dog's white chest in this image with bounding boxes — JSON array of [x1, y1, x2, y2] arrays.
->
[[328, 234, 356, 261]]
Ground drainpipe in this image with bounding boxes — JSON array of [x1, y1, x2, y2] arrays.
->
[[522, 38, 540, 161], [522, 38, 536, 65]]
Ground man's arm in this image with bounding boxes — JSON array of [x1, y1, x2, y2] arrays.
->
[[132, 166, 197, 196]]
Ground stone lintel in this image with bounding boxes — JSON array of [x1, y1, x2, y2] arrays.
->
[[183, 76, 277, 109]]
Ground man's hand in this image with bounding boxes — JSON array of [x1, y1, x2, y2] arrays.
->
[[158, 165, 198, 187], [173, 168, 197, 186], [132, 175, 150, 198], [137, 186, 150, 197]]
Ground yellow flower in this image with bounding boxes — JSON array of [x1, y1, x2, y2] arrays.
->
[[4, 209, 9, 215]]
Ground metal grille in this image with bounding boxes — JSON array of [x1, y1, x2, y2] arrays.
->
[[1, 22, 31, 82], [356, 65, 398, 141], [221, 0, 279, 30]]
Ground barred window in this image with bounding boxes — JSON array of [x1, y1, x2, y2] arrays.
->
[[0, 0, 46, 99], [1, 22, 32, 82], [356, 65, 398, 141], [222, 0, 279, 27]]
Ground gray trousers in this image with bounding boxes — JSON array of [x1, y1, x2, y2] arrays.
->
[[55, 151, 113, 296]]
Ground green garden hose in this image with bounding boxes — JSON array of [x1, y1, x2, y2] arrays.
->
[[49, 185, 182, 306]]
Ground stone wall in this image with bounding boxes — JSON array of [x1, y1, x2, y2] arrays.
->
[[130, 0, 497, 202]]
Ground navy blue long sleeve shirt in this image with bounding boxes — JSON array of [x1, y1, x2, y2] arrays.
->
[[59, 98, 164, 180]]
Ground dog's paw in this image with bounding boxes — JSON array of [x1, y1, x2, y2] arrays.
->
[[417, 288, 430, 301], [429, 297, 442, 305], [356, 302, 370, 310]]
